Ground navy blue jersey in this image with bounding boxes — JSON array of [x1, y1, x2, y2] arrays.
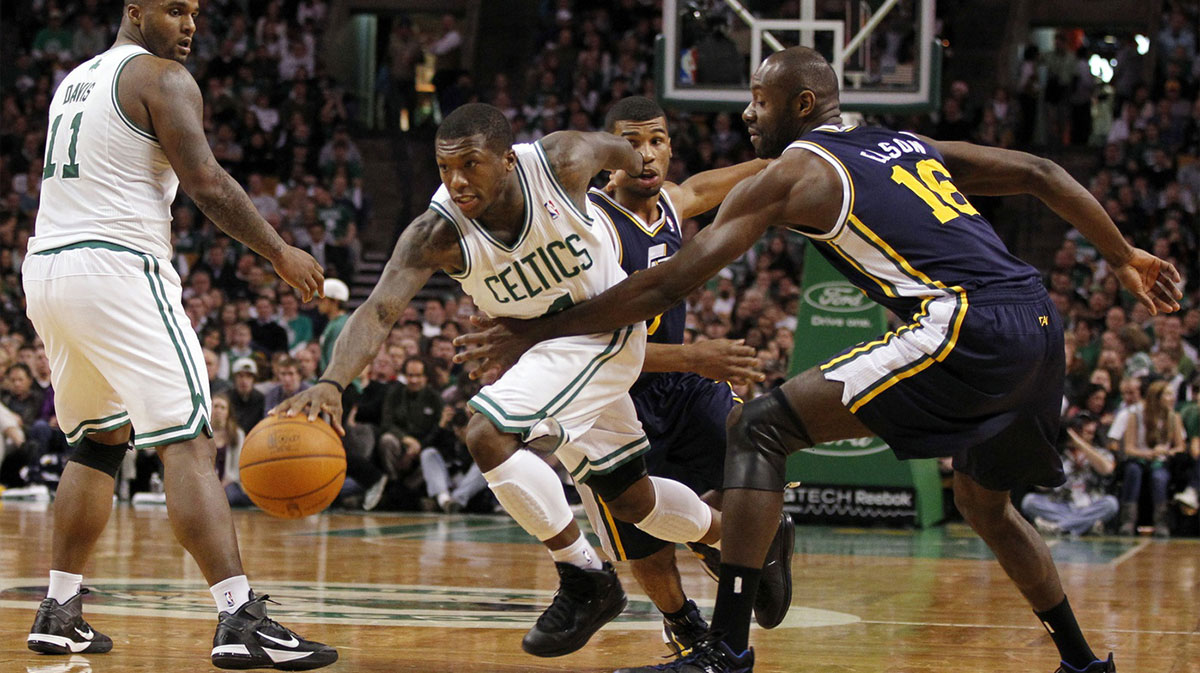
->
[[786, 125, 1041, 317], [588, 188, 686, 346]]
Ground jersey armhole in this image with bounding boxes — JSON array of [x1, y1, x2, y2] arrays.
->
[[787, 141, 853, 241], [110, 52, 159, 144], [428, 202, 472, 279], [531, 140, 594, 225]]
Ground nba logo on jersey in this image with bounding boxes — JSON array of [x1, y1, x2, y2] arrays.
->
[[543, 200, 560, 219]]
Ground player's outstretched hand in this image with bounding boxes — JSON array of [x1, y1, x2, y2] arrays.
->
[[452, 314, 538, 380], [269, 383, 345, 436], [271, 246, 325, 302], [688, 338, 765, 385], [1113, 248, 1182, 316]]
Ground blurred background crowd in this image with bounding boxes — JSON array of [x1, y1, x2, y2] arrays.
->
[[0, 0, 1197, 536]]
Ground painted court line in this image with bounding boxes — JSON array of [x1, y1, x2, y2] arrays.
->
[[859, 619, 1197, 637], [1110, 538, 1150, 567]]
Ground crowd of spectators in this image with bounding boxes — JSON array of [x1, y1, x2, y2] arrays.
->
[[0, 2, 1198, 536]]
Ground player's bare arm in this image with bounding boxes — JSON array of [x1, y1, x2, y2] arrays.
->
[[664, 158, 771, 219], [929, 137, 1182, 315], [125, 56, 323, 300], [455, 155, 828, 376], [271, 210, 463, 431], [642, 340, 764, 385], [540, 130, 643, 205]]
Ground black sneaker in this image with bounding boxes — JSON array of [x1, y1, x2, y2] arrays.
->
[[685, 542, 721, 582], [614, 632, 754, 673], [27, 589, 113, 655], [753, 513, 795, 629], [211, 593, 337, 670], [521, 561, 628, 657], [1056, 654, 1116, 673], [662, 599, 709, 657]]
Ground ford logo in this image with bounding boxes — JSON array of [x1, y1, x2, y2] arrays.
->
[[803, 281, 872, 313]]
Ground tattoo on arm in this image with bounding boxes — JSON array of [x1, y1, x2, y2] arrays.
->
[[321, 211, 459, 385], [150, 62, 284, 260]]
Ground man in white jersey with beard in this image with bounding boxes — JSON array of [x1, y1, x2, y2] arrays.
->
[[276, 103, 787, 658], [23, 1, 335, 669]]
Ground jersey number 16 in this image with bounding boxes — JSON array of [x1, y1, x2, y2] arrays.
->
[[890, 158, 978, 224]]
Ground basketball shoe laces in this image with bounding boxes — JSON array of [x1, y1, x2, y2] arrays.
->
[[535, 567, 593, 632], [649, 631, 741, 672]]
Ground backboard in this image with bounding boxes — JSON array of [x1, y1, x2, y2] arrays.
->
[[658, 0, 940, 113]]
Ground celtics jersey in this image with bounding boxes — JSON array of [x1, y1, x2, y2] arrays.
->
[[30, 44, 180, 260], [430, 141, 626, 320]]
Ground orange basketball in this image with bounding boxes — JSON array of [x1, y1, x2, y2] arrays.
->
[[238, 415, 346, 519]]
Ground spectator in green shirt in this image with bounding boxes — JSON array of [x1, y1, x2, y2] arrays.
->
[[318, 278, 350, 371], [279, 290, 314, 351], [32, 10, 73, 60], [1173, 377, 1200, 512]]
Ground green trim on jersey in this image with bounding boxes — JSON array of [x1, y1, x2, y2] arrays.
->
[[429, 202, 472, 279], [465, 159, 534, 253], [32, 239, 148, 257], [466, 325, 636, 446], [570, 436, 651, 481], [134, 252, 210, 446], [64, 411, 131, 446], [533, 140, 593, 226], [111, 51, 157, 142]]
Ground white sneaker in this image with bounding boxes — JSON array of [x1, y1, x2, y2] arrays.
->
[[131, 492, 166, 506], [1173, 486, 1199, 512], [1034, 516, 1062, 536], [363, 475, 388, 511], [1, 483, 50, 502]]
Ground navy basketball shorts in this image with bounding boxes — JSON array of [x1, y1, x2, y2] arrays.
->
[[820, 285, 1067, 492], [579, 372, 737, 561]]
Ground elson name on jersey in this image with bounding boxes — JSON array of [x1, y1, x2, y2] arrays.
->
[[857, 133, 929, 164], [482, 232, 594, 305]]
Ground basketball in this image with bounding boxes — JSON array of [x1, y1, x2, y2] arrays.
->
[[238, 415, 346, 519]]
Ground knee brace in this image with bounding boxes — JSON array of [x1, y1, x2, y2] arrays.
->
[[482, 449, 573, 541], [68, 437, 130, 478], [724, 388, 812, 492], [635, 477, 713, 543]]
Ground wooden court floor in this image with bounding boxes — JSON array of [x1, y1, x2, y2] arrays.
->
[[1, 502, 1197, 673]]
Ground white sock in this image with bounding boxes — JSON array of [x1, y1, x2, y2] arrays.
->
[[210, 575, 252, 614], [47, 570, 82, 604], [549, 534, 602, 570]]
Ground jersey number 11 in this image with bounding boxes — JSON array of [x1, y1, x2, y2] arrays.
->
[[43, 112, 84, 180]]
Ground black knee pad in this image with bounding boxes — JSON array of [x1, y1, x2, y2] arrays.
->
[[724, 388, 812, 492], [585, 455, 649, 502], [68, 437, 130, 478]]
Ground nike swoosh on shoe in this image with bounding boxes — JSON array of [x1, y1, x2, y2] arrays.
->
[[75, 627, 94, 639], [258, 632, 300, 648]]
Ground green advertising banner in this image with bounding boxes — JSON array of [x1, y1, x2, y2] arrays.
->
[[786, 245, 944, 528]]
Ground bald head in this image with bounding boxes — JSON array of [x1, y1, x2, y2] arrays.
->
[[761, 47, 840, 104], [744, 47, 842, 158]]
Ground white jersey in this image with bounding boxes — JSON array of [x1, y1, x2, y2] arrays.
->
[[430, 141, 625, 319], [30, 44, 179, 260]]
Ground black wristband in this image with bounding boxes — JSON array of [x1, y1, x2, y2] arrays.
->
[[316, 378, 345, 394]]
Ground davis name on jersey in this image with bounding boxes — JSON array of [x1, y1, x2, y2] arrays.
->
[[429, 141, 626, 321]]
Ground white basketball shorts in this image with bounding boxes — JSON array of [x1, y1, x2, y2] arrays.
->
[[469, 323, 649, 482], [23, 241, 212, 448]]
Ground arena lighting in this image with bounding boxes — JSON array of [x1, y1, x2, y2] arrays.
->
[[1135, 34, 1150, 54], [1090, 54, 1114, 83]]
